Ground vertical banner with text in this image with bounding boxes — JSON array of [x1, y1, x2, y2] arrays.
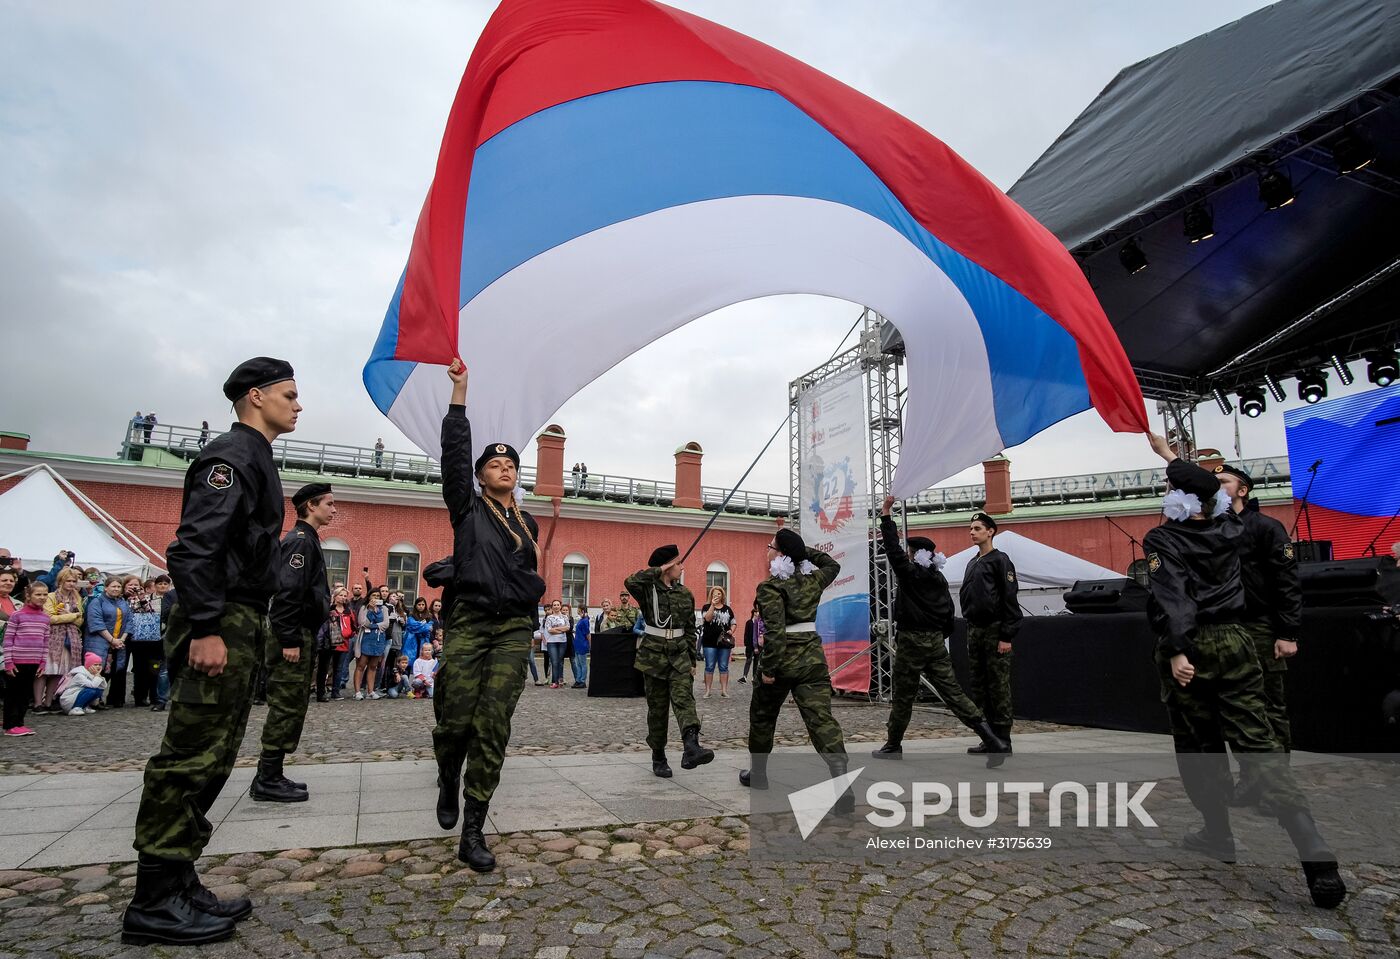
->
[[798, 369, 872, 694]]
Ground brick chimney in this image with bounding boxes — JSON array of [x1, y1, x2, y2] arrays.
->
[[674, 442, 703, 509], [0, 432, 30, 451], [982, 455, 1012, 515], [534, 425, 566, 498]]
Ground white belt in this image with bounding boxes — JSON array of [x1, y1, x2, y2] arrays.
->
[[787, 621, 818, 633], [643, 625, 689, 639]]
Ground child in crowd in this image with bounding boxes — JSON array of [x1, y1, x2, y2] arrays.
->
[[58, 653, 108, 715], [3, 582, 53, 735], [411, 644, 436, 698], [385, 655, 412, 699]]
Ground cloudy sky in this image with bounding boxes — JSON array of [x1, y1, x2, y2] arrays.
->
[[5, 0, 1357, 495]]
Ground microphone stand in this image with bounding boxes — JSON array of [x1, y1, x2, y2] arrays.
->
[[1289, 461, 1322, 544], [1362, 504, 1400, 557], [1103, 514, 1143, 568]]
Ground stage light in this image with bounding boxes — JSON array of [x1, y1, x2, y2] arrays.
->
[[1329, 354, 1354, 386], [1263, 372, 1286, 402], [1211, 387, 1233, 415], [1258, 167, 1295, 210], [1119, 239, 1148, 275], [1367, 350, 1399, 387], [1298, 368, 1328, 404], [1183, 204, 1215, 243], [1331, 129, 1375, 175], [1238, 387, 1266, 418]]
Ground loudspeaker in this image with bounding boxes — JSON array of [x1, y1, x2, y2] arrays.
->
[[1293, 540, 1333, 563], [1064, 577, 1150, 614], [1299, 557, 1400, 607]]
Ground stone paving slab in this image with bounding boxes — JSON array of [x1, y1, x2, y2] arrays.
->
[[0, 730, 1162, 870]]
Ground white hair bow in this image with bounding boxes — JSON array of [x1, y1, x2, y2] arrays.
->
[[769, 555, 796, 580]]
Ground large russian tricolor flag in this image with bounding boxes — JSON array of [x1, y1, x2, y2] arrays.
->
[[364, 0, 1147, 496]]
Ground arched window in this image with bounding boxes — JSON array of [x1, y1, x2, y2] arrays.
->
[[562, 552, 589, 611], [386, 542, 420, 606], [706, 561, 730, 600], [322, 537, 350, 591]]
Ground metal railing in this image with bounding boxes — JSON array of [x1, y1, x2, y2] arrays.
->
[[118, 422, 1291, 519]]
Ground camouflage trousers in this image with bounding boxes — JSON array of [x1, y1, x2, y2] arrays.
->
[[966, 623, 1013, 729], [259, 628, 316, 759], [135, 601, 268, 861], [747, 636, 845, 756], [1156, 623, 1307, 818], [642, 668, 700, 754], [887, 629, 984, 742], [1242, 619, 1291, 751], [433, 605, 530, 803]]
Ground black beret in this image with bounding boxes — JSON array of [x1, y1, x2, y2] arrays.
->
[[1214, 463, 1254, 490], [774, 527, 806, 562], [1166, 458, 1221, 504], [222, 357, 295, 402], [970, 512, 998, 532], [908, 536, 936, 555], [649, 544, 679, 567], [292, 482, 332, 509], [474, 442, 521, 474]]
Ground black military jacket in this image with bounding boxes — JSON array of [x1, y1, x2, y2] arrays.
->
[[1144, 513, 1248, 656], [958, 547, 1022, 638], [1237, 502, 1302, 639], [880, 517, 954, 635], [270, 520, 330, 648], [166, 422, 284, 636], [441, 405, 546, 618]]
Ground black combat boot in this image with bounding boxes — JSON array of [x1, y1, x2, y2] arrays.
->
[[249, 754, 308, 803], [826, 755, 856, 815], [178, 862, 253, 922], [967, 723, 1014, 755], [1278, 809, 1347, 908], [122, 855, 238, 945], [652, 749, 673, 778], [871, 741, 903, 760], [739, 753, 768, 789], [1182, 799, 1236, 862], [437, 759, 461, 829], [972, 721, 1011, 769], [457, 797, 496, 872], [680, 726, 714, 770]]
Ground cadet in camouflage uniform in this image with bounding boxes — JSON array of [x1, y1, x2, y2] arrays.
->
[[1215, 464, 1301, 754], [626, 545, 714, 777], [606, 591, 642, 631], [740, 527, 848, 806], [124, 358, 300, 946], [434, 360, 547, 874], [957, 511, 1021, 755], [251, 482, 334, 804], [871, 498, 1009, 765], [1143, 433, 1344, 909]]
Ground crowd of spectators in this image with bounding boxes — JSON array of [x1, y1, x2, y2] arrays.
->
[[0, 546, 771, 735]]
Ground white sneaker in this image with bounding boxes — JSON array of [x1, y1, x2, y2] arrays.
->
[[68, 707, 86, 716], [354, 691, 365, 700], [720, 690, 728, 698], [703, 690, 711, 699], [84, 708, 98, 714], [369, 691, 381, 700]]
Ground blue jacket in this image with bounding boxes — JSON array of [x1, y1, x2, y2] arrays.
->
[[632, 610, 645, 636], [573, 615, 590, 654], [85, 594, 130, 640], [403, 615, 432, 663], [35, 557, 66, 590]]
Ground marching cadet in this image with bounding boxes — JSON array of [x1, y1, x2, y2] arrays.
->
[[1143, 433, 1344, 909], [124, 358, 299, 945], [958, 511, 1021, 757], [1214, 464, 1301, 758], [250, 482, 334, 804], [626, 545, 714, 777], [434, 359, 547, 873], [740, 528, 850, 810], [872, 497, 1009, 765]]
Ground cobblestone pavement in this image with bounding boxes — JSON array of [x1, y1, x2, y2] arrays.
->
[[0, 818, 1393, 958], [0, 680, 1073, 774]]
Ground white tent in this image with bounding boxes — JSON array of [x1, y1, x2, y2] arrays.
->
[[0, 466, 163, 576], [940, 530, 1122, 617]]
